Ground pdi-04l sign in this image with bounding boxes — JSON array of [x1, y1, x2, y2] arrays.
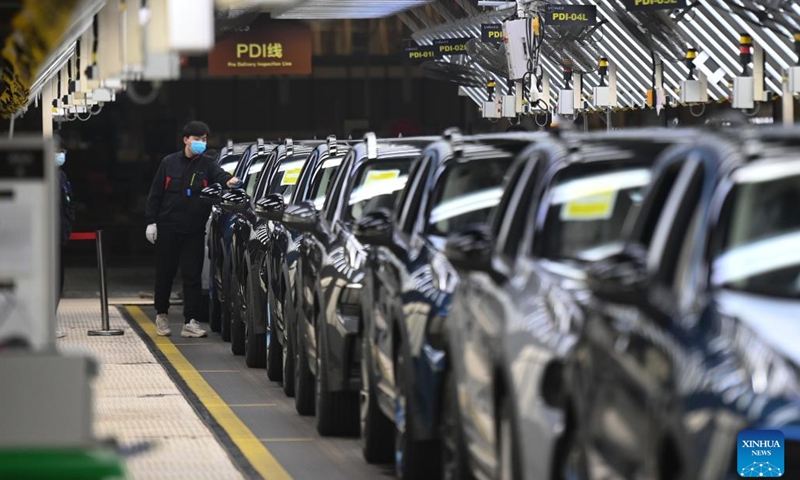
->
[[546, 4, 597, 27], [624, 0, 688, 11]]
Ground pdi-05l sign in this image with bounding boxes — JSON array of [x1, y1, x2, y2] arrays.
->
[[624, 0, 688, 11], [546, 4, 597, 27]]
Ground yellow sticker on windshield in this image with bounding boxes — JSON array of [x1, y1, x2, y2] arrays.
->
[[560, 190, 617, 221], [363, 169, 400, 187], [281, 168, 302, 186]]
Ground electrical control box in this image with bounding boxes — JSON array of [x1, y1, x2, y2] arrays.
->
[[733, 76, 755, 110], [502, 95, 517, 117], [558, 89, 574, 115], [593, 86, 611, 107], [788, 66, 800, 94], [0, 138, 57, 351], [680, 79, 708, 104], [503, 19, 529, 81], [483, 100, 502, 119]]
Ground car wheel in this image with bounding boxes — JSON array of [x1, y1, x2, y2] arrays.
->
[[395, 349, 440, 479], [244, 280, 266, 368], [230, 283, 245, 356], [315, 319, 359, 437], [441, 371, 471, 480], [266, 295, 283, 381], [209, 285, 222, 333], [282, 311, 295, 396], [220, 273, 232, 342], [294, 313, 315, 415], [561, 423, 589, 480], [497, 396, 521, 480], [361, 330, 393, 463]]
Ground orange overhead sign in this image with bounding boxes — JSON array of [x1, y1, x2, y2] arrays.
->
[[208, 20, 312, 76]]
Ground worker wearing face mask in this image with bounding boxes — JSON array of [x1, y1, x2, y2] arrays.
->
[[145, 121, 240, 338], [56, 146, 75, 338]]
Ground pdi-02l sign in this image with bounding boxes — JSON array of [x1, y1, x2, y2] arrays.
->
[[546, 4, 597, 27], [624, 0, 688, 11], [434, 38, 469, 58]]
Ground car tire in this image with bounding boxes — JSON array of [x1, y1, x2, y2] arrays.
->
[[244, 280, 266, 368], [209, 287, 222, 333], [441, 371, 471, 480], [220, 273, 232, 342], [497, 396, 521, 480], [560, 415, 588, 480], [282, 313, 295, 396], [266, 295, 283, 381], [315, 320, 359, 437], [230, 291, 245, 356], [395, 349, 440, 479], [294, 315, 315, 416], [360, 332, 393, 463]]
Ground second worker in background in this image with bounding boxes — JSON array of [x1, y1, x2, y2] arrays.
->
[[145, 121, 240, 338]]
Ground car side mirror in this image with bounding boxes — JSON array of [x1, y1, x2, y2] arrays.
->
[[353, 208, 393, 247], [200, 183, 223, 205], [444, 225, 495, 274], [255, 193, 285, 221], [586, 245, 649, 304], [220, 188, 250, 213], [282, 200, 319, 232]]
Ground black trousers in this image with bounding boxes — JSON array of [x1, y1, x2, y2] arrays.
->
[[155, 229, 204, 323]]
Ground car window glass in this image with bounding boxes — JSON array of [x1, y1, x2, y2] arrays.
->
[[324, 150, 355, 221], [399, 155, 432, 234], [538, 166, 652, 261], [347, 158, 414, 222], [309, 158, 343, 209], [244, 155, 269, 197], [494, 159, 534, 258], [220, 155, 241, 175], [267, 159, 306, 202], [426, 157, 513, 237], [712, 167, 800, 298]]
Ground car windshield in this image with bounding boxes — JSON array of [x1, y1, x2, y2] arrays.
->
[[311, 158, 343, 209], [712, 163, 800, 298], [268, 159, 305, 202], [541, 166, 652, 261], [220, 155, 241, 175], [427, 158, 513, 236], [244, 156, 269, 197], [347, 159, 413, 221]]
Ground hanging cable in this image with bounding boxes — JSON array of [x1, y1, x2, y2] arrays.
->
[[86, 14, 99, 79], [66, 54, 73, 94], [598, 57, 608, 86], [685, 48, 696, 80], [794, 32, 800, 66], [75, 37, 81, 82], [739, 33, 752, 76]]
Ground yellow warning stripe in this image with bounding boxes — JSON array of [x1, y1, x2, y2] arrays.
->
[[126, 306, 292, 480]]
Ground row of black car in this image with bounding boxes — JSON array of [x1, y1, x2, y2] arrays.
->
[[202, 126, 800, 480]]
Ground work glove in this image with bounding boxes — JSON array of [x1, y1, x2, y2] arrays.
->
[[146, 223, 157, 244]]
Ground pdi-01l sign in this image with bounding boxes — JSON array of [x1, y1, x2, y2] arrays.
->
[[405, 45, 436, 61], [624, 0, 688, 11], [546, 4, 597, 27]]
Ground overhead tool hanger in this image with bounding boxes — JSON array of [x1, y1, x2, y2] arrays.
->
[[326, 135, 338, 155], [732, 32, 769, 111]]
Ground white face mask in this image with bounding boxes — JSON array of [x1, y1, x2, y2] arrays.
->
[[55, 152, 66, 166]]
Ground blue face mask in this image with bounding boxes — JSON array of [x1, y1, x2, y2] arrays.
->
[[55, 152, 66, 167], [190, 140, 207, 156]]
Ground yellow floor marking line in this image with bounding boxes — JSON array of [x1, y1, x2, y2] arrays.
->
[[259, 438, 315, 443], [174, 342, 215, 346], [229, 403, 278, 407], [126, 306, 292, 480], [198, 370, 241, 373]]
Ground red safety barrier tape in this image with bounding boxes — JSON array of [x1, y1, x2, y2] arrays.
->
[[70, 232, 98, 241]]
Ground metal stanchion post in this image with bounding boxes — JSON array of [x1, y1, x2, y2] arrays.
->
[[88, 230, 124, 336]]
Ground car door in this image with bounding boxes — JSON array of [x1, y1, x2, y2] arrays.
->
[[579, 156, 706, 479]]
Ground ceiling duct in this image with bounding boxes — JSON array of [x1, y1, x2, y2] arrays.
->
[[273, 0, 434, 19]]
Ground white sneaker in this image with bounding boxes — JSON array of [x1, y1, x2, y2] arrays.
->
[[156, 314, 172, 336], [56, 330, 67, 338], [181, 319, 207, 338]]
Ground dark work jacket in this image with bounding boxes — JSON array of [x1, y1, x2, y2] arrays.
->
[[146, 151, 232, 234], [60, 169, 76, 246]]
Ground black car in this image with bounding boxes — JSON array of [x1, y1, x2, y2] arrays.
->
[[443, 129, 696, 480], [257, 136, 352, 394], [225, 139, 322, 361], [566, 128, 800, 480], [283, 133, 438, 435], [353, 129, 544, 476], [208, 140, 268, 336]]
